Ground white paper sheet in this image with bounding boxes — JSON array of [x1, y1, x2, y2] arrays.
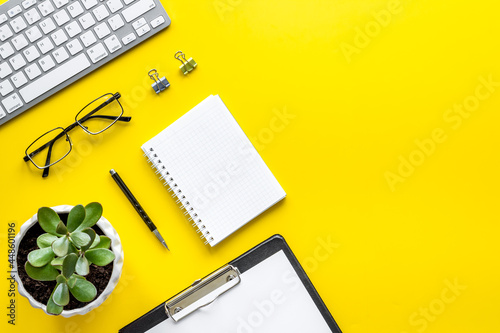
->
[[146, 250, 332, 332]]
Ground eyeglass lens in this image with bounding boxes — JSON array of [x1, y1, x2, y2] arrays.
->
[[26, 128, 71, 169], [76, 94, 123, 135]]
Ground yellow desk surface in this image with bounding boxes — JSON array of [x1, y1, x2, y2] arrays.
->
[[1, 0, 499, 332]]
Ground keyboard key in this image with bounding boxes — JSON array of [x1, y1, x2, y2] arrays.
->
[[26, 26, 43, 42], [38, 0, 55, 16], [0, 106, 5, 119], [122, 0, 155, 23], [11, 72, 28, 88], [0, 80, 14, 96], [23, 45, 41, 62], [52, 47, 69, 63], [51, 29, 68, 46], [10, 16, 28, 33], [12, 35, 29, 51], [53, 0, 69, 9], [0, 14, 7, 24], [108, 14, 124, 31], [87, 43, 108, 63], [22, 0, 38, 9], [65, 21, 82, 38], [121, 32, 135, 45], [37, 37, 54, 54], [82, 0, 98, 10], [39, 55, 55, 71], [123, 0, 135, 4], [40, 17, 56, 34], [136, 24, 150, 37], [106, 0, 123, 14], [150, 15, 165, 29], [9, 54, 27, 70], [67, 2, 84, 18], [0, 62, 12, 79], [94, 22, 111, 39], [80, 31, 97, 47], [79, 13, 96, 29], [132, 18, 146, 30], [66, 39, 83, 55], [8, 5, 23, 18], [103, 35, 121, 53], [2, 93, 23, 113], [53, 9, 70, 26], [19, 53, 91, 103], [24, 8, 41, 24], [25, 63, 42, 80], [0, 42, 15, 59], [93, 5, 110, 21], [0, 24, 13, 42]]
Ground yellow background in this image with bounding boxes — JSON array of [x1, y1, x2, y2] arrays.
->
[[1, 0, 499, 332]]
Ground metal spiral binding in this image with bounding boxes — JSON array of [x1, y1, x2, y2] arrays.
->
[[144, 148, 215, 245]]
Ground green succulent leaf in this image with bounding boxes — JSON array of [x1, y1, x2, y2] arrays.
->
[[67, 242, 78, 255], [69, 277, 97, 302], [91, 236, 111, 249], [67, 275, 77, 288], [67, 204, 86, 232], [76, 255, 90, 276], [80, 228, 96, 252], [52, 236, 70, 257], [84, 248, 115, 266], [38, 207, 63, 235], [51, 256, 65, 267], [75, 203, 103, 232], [55, 221, 68, 235], [28, 247, 55, 267], [69, 232, 91, 248], [89, 234, 100, 249], [62, 253, 78, 278], [53, 282, 70, 307], [56, 275, 67, 284], [47, 288, 63, 315], [25, 262, 59, 281], [37, 233, 59, 248]]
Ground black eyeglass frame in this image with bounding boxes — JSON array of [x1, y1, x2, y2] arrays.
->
[[24, 92, 131, 177]]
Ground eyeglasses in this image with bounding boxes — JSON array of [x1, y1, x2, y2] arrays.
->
[[24, 93, 131, 178]]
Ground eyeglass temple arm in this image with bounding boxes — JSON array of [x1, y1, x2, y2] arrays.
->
[[88, 115, 132, 122], [23, 115, 130, 162], [41, 139, 55, 178]]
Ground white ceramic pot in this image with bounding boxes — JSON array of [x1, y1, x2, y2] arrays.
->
[[13, 205, 124, 317]]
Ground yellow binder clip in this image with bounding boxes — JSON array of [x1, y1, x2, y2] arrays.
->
[[175, 51, 197, 75]]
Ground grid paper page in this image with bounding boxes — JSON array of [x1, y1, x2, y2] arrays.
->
[[142, 95, 286, 246], [146, 250, 332, 332]]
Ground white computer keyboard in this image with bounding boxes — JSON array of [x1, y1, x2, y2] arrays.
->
[[0, 0, 170, 126]]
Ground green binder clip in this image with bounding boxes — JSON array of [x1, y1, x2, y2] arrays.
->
[[175, 51, 197, 75]]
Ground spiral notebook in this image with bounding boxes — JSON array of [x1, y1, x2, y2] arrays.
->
[[142, 95, 286, 246]]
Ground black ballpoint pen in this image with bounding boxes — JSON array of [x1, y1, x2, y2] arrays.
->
[[110, 169, 169, 250]]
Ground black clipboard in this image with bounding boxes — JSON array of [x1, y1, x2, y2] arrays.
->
[[120, 235, 342, 332]]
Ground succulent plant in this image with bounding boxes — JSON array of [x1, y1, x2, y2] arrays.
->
[[25, 203, 115, 315]]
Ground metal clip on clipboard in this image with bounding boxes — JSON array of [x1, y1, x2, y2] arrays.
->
[[165, 265, 241, 322]]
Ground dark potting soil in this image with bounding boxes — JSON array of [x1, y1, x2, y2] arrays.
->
[[16, 213, 113, 311]]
